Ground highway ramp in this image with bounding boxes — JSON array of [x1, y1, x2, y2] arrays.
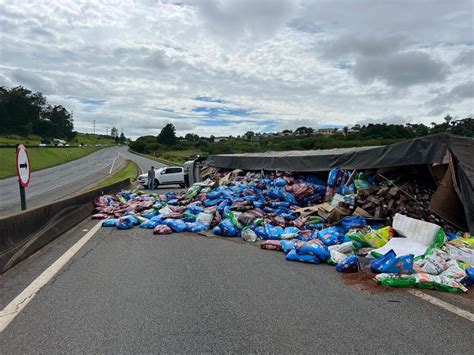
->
[[0, 146, 163, 216]]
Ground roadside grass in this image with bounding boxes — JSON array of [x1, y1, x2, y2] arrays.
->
[[0, 134, 43, 145], [70, 133, 116, 146], [90, 160, 138, 190], [0, 146, 102, 179], [0, 133, 116, 146], [144, 149, 203, 165]]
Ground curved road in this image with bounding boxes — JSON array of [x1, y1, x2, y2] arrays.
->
[[0, 146, 163, 216]]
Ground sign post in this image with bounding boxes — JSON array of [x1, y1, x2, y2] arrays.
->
[[16, 144, 31, 211]]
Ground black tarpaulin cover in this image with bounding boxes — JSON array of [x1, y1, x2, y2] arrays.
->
[[206, 133, 474, 233]]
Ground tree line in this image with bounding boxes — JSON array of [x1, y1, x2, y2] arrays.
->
[[0, 86, 75, 139], [129, 117, 473, 160]]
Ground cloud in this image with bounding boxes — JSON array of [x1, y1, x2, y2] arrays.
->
[[356, 115, 411, 126], [1, 0, 472, 138], [353, 51, 450, 87], [428, 81, 474, 106], [193, 0, 297, 40], [325, 34, 404, 59], [453, 50, 474, 67], [426, 106, 451, 117], [9, 69, 57, 94]]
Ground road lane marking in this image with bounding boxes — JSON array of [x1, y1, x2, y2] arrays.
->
[[108, 153, 120, 174], [408, 289, 474, 322], [0, 221, 103, 332]]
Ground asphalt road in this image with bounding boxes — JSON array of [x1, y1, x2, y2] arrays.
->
[[0, 216, 472, 353], [0, 146, 163, 216]]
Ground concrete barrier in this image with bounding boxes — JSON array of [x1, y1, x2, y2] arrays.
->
[[0, 178, 131, 274]]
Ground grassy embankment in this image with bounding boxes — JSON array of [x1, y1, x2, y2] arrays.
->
[[140, 149, 202, 165], [0, 146, 102, 179], [89, 160, 138, 190], [0, 133, 116, 146]]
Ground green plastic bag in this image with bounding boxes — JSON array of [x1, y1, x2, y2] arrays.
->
[[376, 274, 417, 288]]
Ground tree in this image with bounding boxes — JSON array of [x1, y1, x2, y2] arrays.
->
[[111, 126, 118, 138], [444, 114, 453, 125], [42, 104, 74, 139], [185, 133, 199, 141], [119, 132, 126, 144], [294, 126, 313, 135], [343, 126, 348, 137], [157, 123, 177, 146], [244, 131, 255, 140]]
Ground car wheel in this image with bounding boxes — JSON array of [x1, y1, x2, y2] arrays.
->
[[179, 183, 186, 188], [154, 179, 160, 189]]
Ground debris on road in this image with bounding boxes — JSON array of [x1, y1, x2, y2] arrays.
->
[[93, 167, 473, 294]]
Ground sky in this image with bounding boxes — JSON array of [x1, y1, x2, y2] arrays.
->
[[1, 0, 473, 138]]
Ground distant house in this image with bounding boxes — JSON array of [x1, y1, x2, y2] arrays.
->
[[347, 128, 360, 134], [214, 136, 228, 142], [250, 135, 260, 142], [315, 128, 339, 135]]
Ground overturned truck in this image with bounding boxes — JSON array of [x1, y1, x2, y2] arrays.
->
[[203, 133, 474, 234]]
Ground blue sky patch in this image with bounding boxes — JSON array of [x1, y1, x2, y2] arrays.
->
[[69, 96, 106, 106], [193, 96, 228, 104], [193, 106, 254, 118]]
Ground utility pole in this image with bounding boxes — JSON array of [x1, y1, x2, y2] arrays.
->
[[93, 120, 96, 135]]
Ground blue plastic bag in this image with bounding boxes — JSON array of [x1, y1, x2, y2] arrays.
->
[[274, 178, 287, 186], [102, 219, 118, 227], [280, 190, 297, 205], [203, 198, 223, 207], [162, 218, 187, 233], [212, 226, 222, 235], [281, 227, 300, 239], [187, 205, 205, 215], [151, 214, 164, 222], [286, 249, 320, 264], [142, 213, 156, 219], [140, 220, 159, 229], [327, 167, 341, 188], [270, 201, 290, 208], [217, 200, 231, 215], [336, 255, 360, 273], [371, 250, 414, 274], [281, 240, 298, 254], [254, 226, 268, 239], [318, 227, 345, 246], [117, 217, 134, 230], [464, 268, 474, 286], [340, 216, 367, 230], [207, 191, 221, 200], [296, 244, 330, 262], [218, 219, 239, 236], [264, 224, 284, 240], [186, 222, 208, 232]]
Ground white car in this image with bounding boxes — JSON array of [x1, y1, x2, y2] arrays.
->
[[138, 166, 185, 189]]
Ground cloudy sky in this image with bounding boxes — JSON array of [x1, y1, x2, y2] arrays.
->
[[1, 0, 473, 138]]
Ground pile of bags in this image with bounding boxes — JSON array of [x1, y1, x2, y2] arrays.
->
[[92, 169, 473, 293]]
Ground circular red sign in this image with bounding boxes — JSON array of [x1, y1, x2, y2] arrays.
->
[[16, 144, 31, 188]]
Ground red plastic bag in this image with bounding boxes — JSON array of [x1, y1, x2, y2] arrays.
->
[[260, 240, 283, 251], [153, 225, 173, 235]]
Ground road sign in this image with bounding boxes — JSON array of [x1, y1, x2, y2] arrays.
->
[[16, 144, 30, 211], [16, 144, 31, 188]]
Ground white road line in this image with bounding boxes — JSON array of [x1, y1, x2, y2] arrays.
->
[[0, 221, 103, 332], [408, 289, 474, 322], [108, 153, 120, 174]]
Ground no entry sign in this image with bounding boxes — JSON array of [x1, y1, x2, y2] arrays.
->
[[16, 144, 31, 188]]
